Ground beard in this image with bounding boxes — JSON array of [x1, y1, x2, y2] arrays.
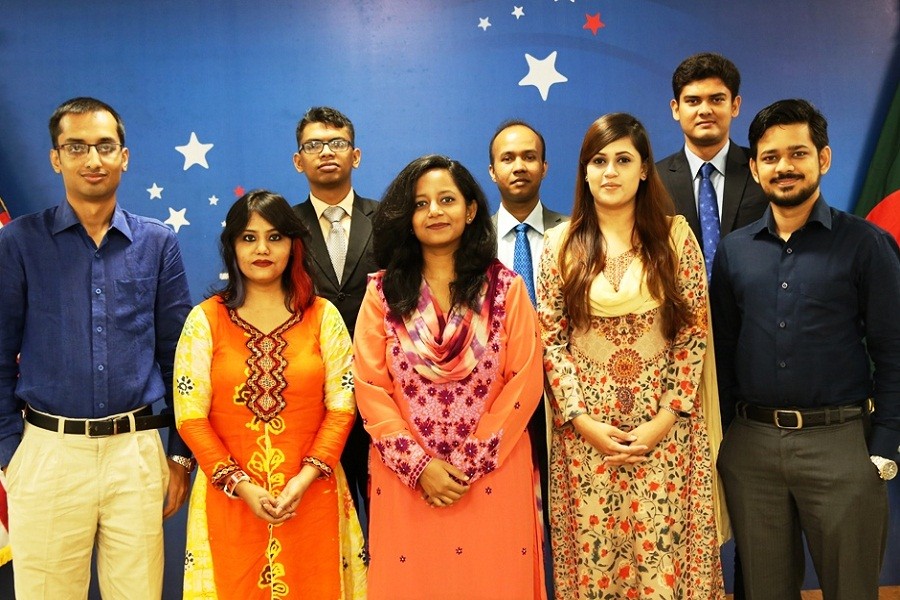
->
[[763, 173, 820, 208]]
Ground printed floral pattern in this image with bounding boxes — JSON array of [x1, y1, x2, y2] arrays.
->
[[539, 223, 724, 600]]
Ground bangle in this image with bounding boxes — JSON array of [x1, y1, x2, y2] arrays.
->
[[660, 405, 679, 419], [223, 470, 251, 498]]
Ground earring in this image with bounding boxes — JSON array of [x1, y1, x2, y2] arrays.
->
[[584, 175, 588, 182]]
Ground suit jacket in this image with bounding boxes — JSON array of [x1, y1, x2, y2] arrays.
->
[[293, 193, 379, 338], [657, 142, 767, 247], [490, 205, 568, 239]]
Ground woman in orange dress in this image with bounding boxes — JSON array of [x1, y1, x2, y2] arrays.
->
[[539, 114, 726, 599], [353, 155, 547, 600], [174, 190, 366, 599]]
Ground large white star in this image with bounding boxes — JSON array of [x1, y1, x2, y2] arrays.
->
[[518, 51, 568, 101], [175, 132, 214, 171], [146, 182, 163, 200], [164, 207, 190, 233], [512, 6, 524, 19], [478, 17, 491, 31], [208, 195, 219, 206]]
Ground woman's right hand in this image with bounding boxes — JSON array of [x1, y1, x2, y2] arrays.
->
[[572, 414, 648, 466], [234, 481, 294, 524], [417, 458, 470, 508]]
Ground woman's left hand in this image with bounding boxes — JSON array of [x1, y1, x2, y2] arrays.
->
[[626, 410, 677, 457], [272, 465, 319, 517]]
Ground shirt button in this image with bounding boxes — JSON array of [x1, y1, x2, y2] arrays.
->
[[95, 288, 102, 295], [779, 361, 786, 368], [786, 248, 793, 254], [96, 326, 103, 333], [779, 321, 786, 328], [781, 282, 788, 289], [94, 253, 101, 259], [97, 364, 104, 371], [98, 403, 105, 409]]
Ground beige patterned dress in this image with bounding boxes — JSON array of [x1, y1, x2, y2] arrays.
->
[[539, 216, 724, 600]]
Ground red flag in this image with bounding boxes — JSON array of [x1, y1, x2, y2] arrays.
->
[[0, 197, 10, 227]]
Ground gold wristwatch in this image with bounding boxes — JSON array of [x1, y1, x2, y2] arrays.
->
[[870, 456, 898, 481], [170, 455, 197, 474]]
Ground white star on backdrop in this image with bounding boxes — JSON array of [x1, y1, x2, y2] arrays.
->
[[175, 132, 214, 171], [478, 17, 491, 31], [209, 195, 219, 206], [512, 6, 524, 19], [146, 182, 163, 199], [518, 51, 568, 101], [164, 207, 190, 233]]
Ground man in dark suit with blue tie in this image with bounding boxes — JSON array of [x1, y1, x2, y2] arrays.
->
[[292, 106, 378, 529], [488, 119, 567, 596], [656, 53, 766, 600]]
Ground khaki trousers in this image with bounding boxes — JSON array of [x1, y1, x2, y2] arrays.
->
[[7, 418, 169, 600]]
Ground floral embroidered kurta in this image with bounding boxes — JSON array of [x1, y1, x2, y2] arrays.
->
[[539, 217, 724, 600], [353, 262, 547, 600], [174, 296, 366, 599]]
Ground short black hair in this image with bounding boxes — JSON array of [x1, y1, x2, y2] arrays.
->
[[295, 106, 355, 148], [671, 53, 740, 101], [49, 97, 125, 146], [488, 119, 546, 163], [748, 99, 829, 157]]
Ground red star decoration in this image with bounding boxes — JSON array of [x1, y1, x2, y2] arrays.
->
[[233, 185, 245, 197], [584, 13, 605, 35]]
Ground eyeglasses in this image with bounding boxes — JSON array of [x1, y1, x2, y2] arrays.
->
[[299, 138, 352, 154], [56, 143, 123, 159]]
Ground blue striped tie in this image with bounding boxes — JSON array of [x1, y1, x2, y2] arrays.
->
[[513, 223, 537, 305], [698, 162, 720, 279]]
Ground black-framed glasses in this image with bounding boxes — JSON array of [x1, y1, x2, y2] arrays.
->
[[299, 138, 352, 154], [56, 143, 123, 159]]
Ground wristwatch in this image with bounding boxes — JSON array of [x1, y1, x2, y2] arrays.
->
[[169, 454, 197, 474], [870, 456, 898, 481]]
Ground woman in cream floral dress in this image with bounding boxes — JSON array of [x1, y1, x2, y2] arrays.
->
[[539, 114, 726, 600]]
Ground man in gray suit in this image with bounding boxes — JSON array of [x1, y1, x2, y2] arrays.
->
[[657, 53, 766, 274], [489, 119, 567, 594], [292, 106, 378, 528]]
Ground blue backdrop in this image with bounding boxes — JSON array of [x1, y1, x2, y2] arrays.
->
[[1, 1, 898, 597]]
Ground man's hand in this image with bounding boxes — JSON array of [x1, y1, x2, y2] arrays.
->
[[163, 457, 191, 519]]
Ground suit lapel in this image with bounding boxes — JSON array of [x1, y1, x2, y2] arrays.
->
[[541, 206, 565, 230], [340, 194, 374, 287], [666, 151, 702, 241], [296, 199, 340, 288], [721, 143, 752, 236]]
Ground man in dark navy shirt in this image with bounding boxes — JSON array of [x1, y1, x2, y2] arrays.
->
[[711, 98, 900, 599], [0, 97, 194, 598]]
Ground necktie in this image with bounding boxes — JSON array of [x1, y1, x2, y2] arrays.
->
[[513, 223, 537, 305], [698, 162, 720, 279], [323, 205, 347, 284]]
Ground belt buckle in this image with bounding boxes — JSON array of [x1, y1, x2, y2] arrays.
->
[[85, 418, 118, 438], [774, 409, 803, 430]]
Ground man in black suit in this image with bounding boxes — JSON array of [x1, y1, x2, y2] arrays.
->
[[656, 54, 766, 600], [488, 119, 567, 596], [657, 53, 766, 269], [292, 106, 378, 528]]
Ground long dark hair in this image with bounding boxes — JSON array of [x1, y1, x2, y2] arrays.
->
[[214, 189, 315, 313], [373, 154, 496, 318], [561, 113, 692, 340]]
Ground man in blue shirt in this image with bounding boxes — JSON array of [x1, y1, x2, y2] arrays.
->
[[711, 99, 900, 599], [0, 97, 194, 599]]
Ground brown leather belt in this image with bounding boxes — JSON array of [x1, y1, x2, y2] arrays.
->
[[25, 405, 173, 437], [736, 400, 871, 430]]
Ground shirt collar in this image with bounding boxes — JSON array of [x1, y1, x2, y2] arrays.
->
[[497, 201, 545, 238], [755, 195, 832, 238], [52, 199, 132, 241], [684, 140, 730, 179], [310, 189, 355, 220]]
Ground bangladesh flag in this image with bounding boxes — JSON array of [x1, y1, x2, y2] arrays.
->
[[856, 82, 900, 220]]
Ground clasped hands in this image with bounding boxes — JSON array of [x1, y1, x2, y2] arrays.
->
[[572, 412, 675, 466], [234, 466, 318, 524], [417, 458, 470, 508]]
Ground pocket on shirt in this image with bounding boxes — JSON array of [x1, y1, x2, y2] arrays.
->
[[798, 281, 856, 335], [113, 277, 156, 334]]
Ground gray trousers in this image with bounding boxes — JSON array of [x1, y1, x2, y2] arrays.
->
[[717, 416, 888, 600]]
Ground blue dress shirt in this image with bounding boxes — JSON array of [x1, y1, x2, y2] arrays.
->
[[710, 197, 900, 459], [0, 200, 192, 465]]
